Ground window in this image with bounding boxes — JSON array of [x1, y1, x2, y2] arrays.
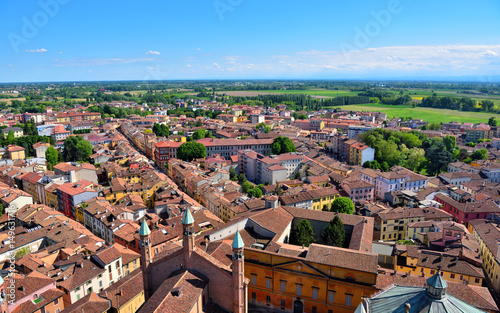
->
[[116, 260, 120, 269], [251, 275, 256, 285], [55, 309, 61, 313], [77, 294, 80, 300], [296, 284, 302, 296], [312, 288, 319, 300], [430, 270, 435, 275], [345, 294, 352, 307], [54, 298, 59, 305], [99, 281, 103, 287], [280, 281, 286, 292], [312, 306, 317, 313], [266, 278, 272, 289], [251, 292, 256, 300], [475, 278, 480, 283], [281, 299, 285, 307], [440, 271, 444, 276], [450, 274, 455, 279], [328, 291, 335, 303], [266, 295, 271, 303]]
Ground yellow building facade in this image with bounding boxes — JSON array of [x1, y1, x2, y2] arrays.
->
[[244, 246, 377, 313]]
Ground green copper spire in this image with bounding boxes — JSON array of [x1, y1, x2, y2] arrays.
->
[[139, 219, 150, 236], [232, 230, 244, 249], [182, 209, 194, 225]]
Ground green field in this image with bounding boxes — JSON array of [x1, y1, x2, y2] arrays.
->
[[331, 103, 500, 124]]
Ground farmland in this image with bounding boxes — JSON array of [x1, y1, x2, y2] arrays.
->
[[332, 103, 500, 124]]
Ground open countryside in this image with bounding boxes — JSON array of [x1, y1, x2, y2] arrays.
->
[[332, 103, 500, 124]]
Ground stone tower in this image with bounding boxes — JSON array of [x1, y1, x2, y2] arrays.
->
[[139, 219, 152, 299], [182, 209, 195, 268], [232, 230, 246, 313]]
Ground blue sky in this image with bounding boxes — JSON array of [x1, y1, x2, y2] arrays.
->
[[1, 0, 499, 82]]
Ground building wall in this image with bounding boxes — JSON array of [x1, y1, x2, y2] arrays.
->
[[469, 223, 500, 293], [118, 291, 145, 313], [245, 249, 377, 313]]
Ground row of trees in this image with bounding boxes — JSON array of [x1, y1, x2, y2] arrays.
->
[[420, 96, 496, 113]]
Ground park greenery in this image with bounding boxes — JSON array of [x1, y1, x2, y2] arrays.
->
[[360, 128, 459, 175]]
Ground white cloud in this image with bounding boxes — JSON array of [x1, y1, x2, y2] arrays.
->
[[25, 48, 47, 53], [57, 51, 63, 54], [213, 62, 221, 69], [7, 64, 14, 67], [145, 50, 161, 55], [186, 64, 191, 67], [88, 69, 93, 72], [196, 48, 201, 51]]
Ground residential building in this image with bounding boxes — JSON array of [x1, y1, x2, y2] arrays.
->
[[468, 218, 500, 294], [155, 138, 274, 167], [56, 181, 98, 218], [6, 145, 25, 160], [376, 206, 452, 241], [1, 126, 23, 138], [238, 150, 304, 184], [348, 141, 374, 166], [465, 124, 493, 142], [33, 142, 50, 158], [434, 193, 500, 224], [341, 179, 375, 202]]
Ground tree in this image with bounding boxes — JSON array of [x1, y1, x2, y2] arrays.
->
[[143, 129, 153, 133], [488, 117, 497, 127], [425, 141, 452, 175], [330, 197, 354, 214], [271, 136, 296, 155], [322, 216, 345, 247], [380, 161, 390, 172], [458, 148, 469, 161], [45, 147, 59, 169], [404, 148, 426, 172], [443, 135, 457, 152], [177, 142, 206, 161], [6, 131, 14, 145], [192, 129, 208, 140], [290, 219, 315, 247], [248, 187, 263, 198], [470, 148, 488, 161], [238, 173, 247, 184], [229, 166, 237, 181], [63, 136, 93, 162], [241, 181, 253, 194], [0, 203, 3, 218]]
